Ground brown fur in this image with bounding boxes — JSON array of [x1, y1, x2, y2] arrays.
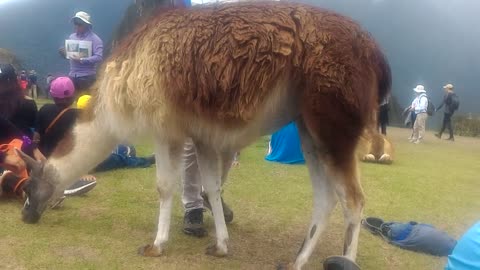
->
[[109, 2, 387, 130]]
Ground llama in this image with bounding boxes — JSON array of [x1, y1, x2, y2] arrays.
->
[[19, 2, 391, 269]]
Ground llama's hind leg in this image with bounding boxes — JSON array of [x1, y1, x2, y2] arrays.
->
[[195, 142, 229, 257], [334, 157, 364, 261], [138, 141, 183, 257], [293, 121, 338, 270]]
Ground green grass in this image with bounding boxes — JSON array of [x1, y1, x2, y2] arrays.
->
[[1, 127, 479, 269]]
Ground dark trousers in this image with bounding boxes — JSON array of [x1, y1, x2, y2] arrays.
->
[[439, 113, 454, 139], [70, 75, 96, 96]]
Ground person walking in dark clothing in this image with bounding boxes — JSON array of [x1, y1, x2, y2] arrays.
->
[[435, 84, 459, 141], [378, 96, 389, 135]]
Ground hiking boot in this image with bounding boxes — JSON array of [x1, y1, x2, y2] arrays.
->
[[445, 137, 455, 142], [201, 192, 234, 223], [64, 177, 97, 196], [183, 208, 207, 237], [435, 133, 441, 139]]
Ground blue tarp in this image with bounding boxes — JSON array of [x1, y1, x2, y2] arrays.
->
[[265, 122, 305, 164]]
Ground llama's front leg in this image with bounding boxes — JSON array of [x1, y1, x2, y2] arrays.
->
[[138, 141, 182, 257], [195, 143, 229, 257]]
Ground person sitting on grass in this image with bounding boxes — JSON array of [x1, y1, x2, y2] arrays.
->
[[34, 77, 96, 196], [0, 62, 44, 199]]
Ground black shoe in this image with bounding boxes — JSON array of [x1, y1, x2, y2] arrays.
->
[[445, 137, 455, 141], [201, 192, 234, 223], [323, 256, 361, 270], [183, 208, 207, 237], [146, 154, 156, 165]]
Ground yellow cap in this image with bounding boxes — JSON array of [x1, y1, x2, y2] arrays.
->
[[77, 95, 92, 109]]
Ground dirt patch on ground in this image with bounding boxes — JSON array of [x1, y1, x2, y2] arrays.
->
[[54, 246, 100, 262]]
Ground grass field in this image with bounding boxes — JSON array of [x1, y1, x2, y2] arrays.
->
[[1, 125, 479, 270]]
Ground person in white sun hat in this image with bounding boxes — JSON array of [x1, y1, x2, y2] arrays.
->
[[409, 85, 429, 144], [58, 11, 103, 96]]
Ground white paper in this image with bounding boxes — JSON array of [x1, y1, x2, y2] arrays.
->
[[65, 39, 92, 59]]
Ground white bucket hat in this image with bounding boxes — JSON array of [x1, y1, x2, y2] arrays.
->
[[413, 85, 426, 93], [72, 11, 92, 25]]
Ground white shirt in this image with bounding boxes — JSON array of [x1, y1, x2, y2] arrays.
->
[[412, 94, 428, 114]]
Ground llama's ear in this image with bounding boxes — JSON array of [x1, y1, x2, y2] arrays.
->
[[14, 148, 42, 171]]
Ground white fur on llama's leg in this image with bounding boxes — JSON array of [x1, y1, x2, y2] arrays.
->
[[152, 141, 182, 253], [195, 143, 229, 256], [293, 123, 338, 270]]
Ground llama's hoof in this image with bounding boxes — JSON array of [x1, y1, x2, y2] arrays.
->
[[205, 243, 228, 257], [138, 244, 163, 257], [378, 154, 393, 164], [362, 154, 376, 162]]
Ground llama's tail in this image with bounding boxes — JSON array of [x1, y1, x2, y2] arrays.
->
[[375, 49, 392, 105]]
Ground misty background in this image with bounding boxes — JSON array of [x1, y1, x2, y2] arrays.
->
[[0, 0, 478, 119]]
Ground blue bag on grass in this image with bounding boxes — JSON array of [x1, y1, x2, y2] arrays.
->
[[363, 217, 457, 257]]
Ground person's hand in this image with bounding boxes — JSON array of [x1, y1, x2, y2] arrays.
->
[[69, 55, 81, 61], [1, 153, 26, 174], [59, 47, 66, 58]]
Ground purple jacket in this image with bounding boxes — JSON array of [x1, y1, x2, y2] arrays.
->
[[68, 30, 103, 78]]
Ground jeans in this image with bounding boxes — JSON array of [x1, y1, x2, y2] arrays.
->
[[93, 153, 153, 172], [181, 139, 204, 211], [70, 75, 96, 96]]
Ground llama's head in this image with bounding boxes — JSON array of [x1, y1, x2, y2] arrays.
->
[[16, 150, 57, 224]]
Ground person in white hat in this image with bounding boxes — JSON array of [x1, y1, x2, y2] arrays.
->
[[409, 85, 429, 143], [58, 11, 103, 95], [435, 84, 459, 141]]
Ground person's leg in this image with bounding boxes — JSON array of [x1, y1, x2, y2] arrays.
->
[[380, 122, 387, 135], [93, 154, 126, 172], [436, 113, 448, 138], [181, 139, 206, 237], [412, 115, 420, 141], [124, 156, 155, 168], [416, 113, 427, 143], [446, 113, 454, 140], [71, 75, 96, 96], [31, 85, 37, 99]]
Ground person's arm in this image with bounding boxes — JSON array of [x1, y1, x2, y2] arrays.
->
[[80, 36, 103, 65], [437, 95, 446, 111]]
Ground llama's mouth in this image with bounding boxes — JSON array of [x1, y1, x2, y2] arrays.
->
[[22, 197, 47, 224]]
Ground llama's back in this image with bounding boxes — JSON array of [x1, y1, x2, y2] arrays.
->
[[103, 2, 389, 131]]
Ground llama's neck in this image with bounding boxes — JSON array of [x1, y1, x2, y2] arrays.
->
[[48, 117, 118, 190]]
